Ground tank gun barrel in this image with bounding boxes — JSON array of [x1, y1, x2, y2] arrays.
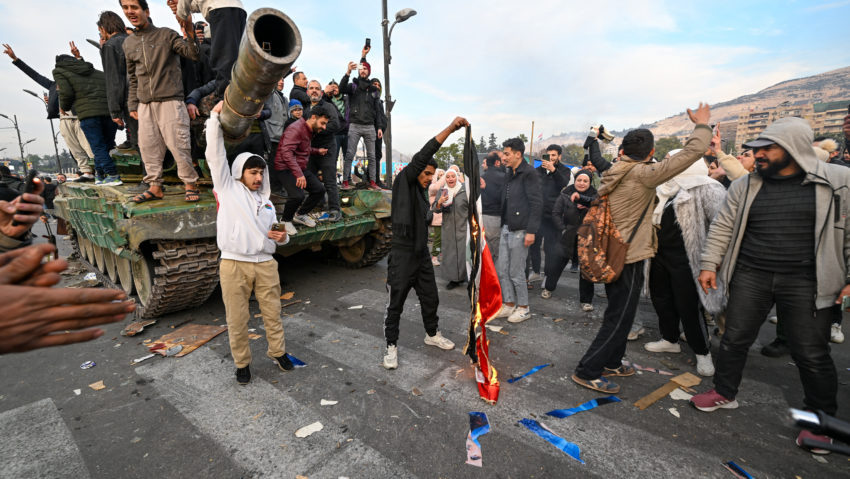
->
[[220, 8, 302, 142]]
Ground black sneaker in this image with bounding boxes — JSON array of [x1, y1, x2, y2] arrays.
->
[[236, 365, 251, 385], [761, 338, 790, 358], [269, 353, 294, 371]]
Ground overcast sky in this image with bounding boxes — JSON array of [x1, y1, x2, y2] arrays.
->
[[0, 0, 849, 158]]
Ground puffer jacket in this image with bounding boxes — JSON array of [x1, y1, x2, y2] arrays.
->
[[700, 117, 850, 309], [597, 124, 711, 264], [500, 160, 542, 234], [124, 22, 200, 111], [52, 56, 109, 120]]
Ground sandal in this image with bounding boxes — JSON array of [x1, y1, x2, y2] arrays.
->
[[132, 190, 163, 204], [185, 188, 200, 202], [602, 364, 636, 377], [571, 374, 620, 394]]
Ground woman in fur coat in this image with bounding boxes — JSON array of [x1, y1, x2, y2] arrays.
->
[[644, 152, 726, 377]]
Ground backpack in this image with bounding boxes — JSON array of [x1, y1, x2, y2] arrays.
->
[[576, 169, 652, 283]]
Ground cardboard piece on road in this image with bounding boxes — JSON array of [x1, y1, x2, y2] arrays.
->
[[634, 373, 701, 410], [88, 380, 106, 391], [148, 324, 227, 357], [121, 319, 157, 337]]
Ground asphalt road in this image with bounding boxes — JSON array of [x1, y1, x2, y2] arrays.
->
[[1, 222, 849, 478]]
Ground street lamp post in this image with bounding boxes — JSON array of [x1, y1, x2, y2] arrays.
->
[[381, 2, 416, 187], [22, 138, 36, 171], [23, 89, 62, 173], [0, 113, 27, 175]]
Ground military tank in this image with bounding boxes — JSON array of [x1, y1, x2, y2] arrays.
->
[[53, 8, 392, 318]]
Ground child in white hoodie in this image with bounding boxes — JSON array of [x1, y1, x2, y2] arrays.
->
[[207, 101, 290, 385]]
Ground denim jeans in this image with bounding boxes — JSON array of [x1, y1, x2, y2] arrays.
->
[[497, 225, 529, 306], [575, 261, 645, 380], [344, 123, 377, 182], [78, 116, 118, 176], [713, 264, 837, 414]]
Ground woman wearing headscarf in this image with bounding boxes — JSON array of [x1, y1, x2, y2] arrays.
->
[[427, 168, 446, 265], [550, 169, 597, 308], [644, 151, 726, 377], [435, 168, 468, 289]]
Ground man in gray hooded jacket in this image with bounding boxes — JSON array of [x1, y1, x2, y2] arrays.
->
[[692, 117, 850, 452]]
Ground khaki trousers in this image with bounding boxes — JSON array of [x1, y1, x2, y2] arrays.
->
[[59, 115, 93, 173], [137, 100, 199, 187], [219, 258, 284, 368]]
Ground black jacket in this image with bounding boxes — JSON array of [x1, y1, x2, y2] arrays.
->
[[500, 160, 542, 234], [584, 136, 612, 173], [304, 96, 341, 150], [338, 74, 382, 128], [11, 59, 61, 119], [289, 85, 311, 110], [535, 163, 570, 219], [391, 138, 441, 254], [481, 167, 505, 216], [101, 33, 130, 118]]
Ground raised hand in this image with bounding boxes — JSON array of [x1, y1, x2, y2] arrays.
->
[[687, 102, 711, 125], [2, 43, 17, 61], [69, 41, 80, 59]]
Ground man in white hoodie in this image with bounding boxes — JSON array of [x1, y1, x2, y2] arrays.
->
[[207, 100, 290, 385]]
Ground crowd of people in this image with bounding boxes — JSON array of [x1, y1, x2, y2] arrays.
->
[[1, 0, 850, 457]]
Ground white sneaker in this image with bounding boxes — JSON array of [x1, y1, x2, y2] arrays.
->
[[644, 339, 682, 353], [581, 303, 594, 312], [696, 353, 715, 377], [768, 314, 778, 324], [540, 289, 552, 299], [507, 307, 531, 323], [627, 325, 645, 341], [383, 345, 398, 369], [527, 272, 544, 283], [831, 323, 844, 344], [293, 213, 316, 228], [282, 221, 298, 236], [424, 331, 455, 350], [493, 304, 515, 319], [680, 332, 688, 342]]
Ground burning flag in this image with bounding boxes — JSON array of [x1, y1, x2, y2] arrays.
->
[[462, 126, 502, 404]]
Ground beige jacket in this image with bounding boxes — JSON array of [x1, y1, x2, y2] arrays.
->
[[717, 152, 748, 181], [598, 124, 712, 264]]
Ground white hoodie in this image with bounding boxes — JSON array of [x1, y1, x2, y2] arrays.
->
[[206, 112, 287, 263]]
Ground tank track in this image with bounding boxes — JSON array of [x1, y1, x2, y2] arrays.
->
[[141, 240, 220, 318], [343, 220, 392, 269]]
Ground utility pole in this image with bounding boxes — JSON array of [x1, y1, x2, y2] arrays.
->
[[24, 90, 62, 172], [381, 0, 393, 186], [0, 113, 27, 175]]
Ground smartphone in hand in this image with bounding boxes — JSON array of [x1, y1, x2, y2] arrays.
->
[[11, 169, 41, 226]]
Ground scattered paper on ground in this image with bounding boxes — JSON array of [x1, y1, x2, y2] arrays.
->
[[320, 399, 338, 406], [485, 325, 503, 332], [73, 389, 81, 396], [121, 319, 157, 337], [148, 324, 227, 357], [295, 422, 323, 438], [88, 380, 105, 391], [669, 388, 693, 401], [668, 408, 680, 418], [348, 305, 363, 310], [280, 292, 295, 300], [412, 387, 423, 396], [131, 353, 156, 365], [248, 334, 262, 340]]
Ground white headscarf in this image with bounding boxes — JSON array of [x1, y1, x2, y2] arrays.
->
[[443, 169, 463, 205], [652, 150, 715, 225]]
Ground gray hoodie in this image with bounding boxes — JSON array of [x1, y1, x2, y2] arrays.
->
[[700, 117, 850, 309]]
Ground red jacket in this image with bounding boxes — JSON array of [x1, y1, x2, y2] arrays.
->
[[274, 118, 319, 177]]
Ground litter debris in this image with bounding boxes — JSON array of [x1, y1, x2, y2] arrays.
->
[[546, 396, 620, 418], [506, 363, 550, 384], [320, 399, 338, 406], [621, 360, 673, 376], [485, 324, 503, 332], [498, 330, 509, 336], [73, 389, 81, 396], [634, 372, 701, 410], [80, 361, 96, 370], [659, 359, 680, 371], [252, 412, 264, 420], [412, 387, 423, 396], [519, 418, 583, 464], [121, 320, 157, 337], [280, 292, 295, 300], [367, 389, 376, 395], [148, 324, 227, 357], [84, 272, 97, 281], [164, 345, 183, 357], [295, 422, 323, 438], [88, 380, 106, 391], [131, 353, 155, 365], [553, 317, 565, 323], [286, 353, 306, 367], [668, 408, 680, 418], [296, 475, 308, 479], [722, 460, 754, 478], [248, 334, 262, 340], [668, 388, 693, 401], [465, 412, 491, 467], [282, 300, 302, 309], [348, 305, 363, 310], [811, 455, 828, 464]]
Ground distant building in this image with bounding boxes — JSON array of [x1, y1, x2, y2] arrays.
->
[[716, 120, 737, 154], [733, 99, 848, 152]]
